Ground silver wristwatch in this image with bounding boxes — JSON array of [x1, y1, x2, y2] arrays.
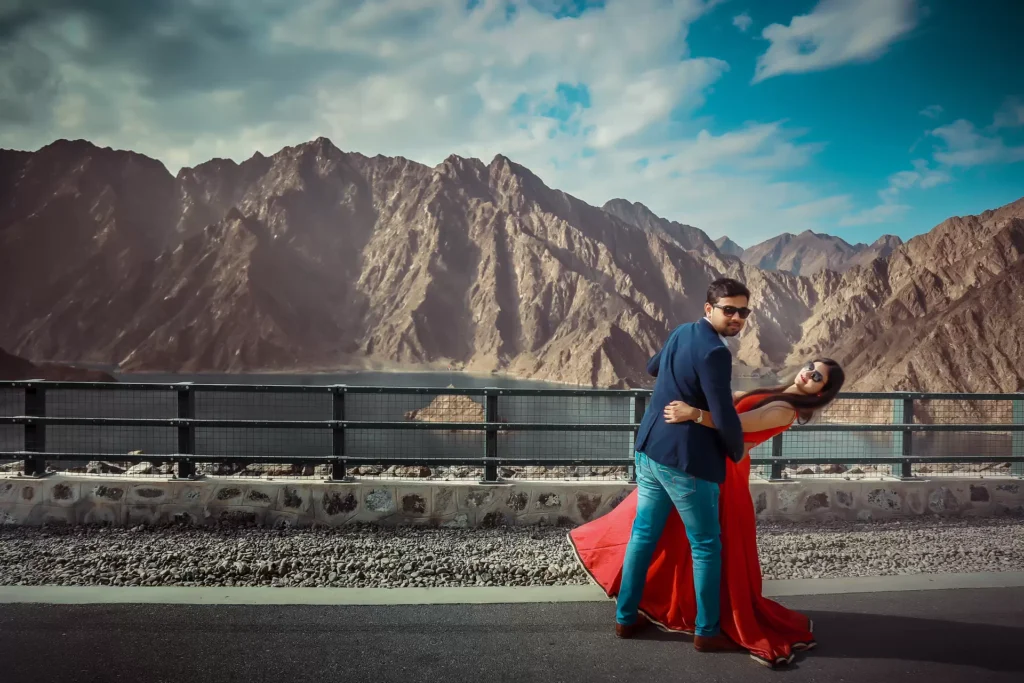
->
[[695, 409, 704, 424]]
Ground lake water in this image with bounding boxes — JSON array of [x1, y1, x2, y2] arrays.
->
[[0, 372, 1010, 470]]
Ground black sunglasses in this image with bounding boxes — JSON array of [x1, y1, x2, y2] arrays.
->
[[713, 304, 751, 319], [804, 363, 823, 383]]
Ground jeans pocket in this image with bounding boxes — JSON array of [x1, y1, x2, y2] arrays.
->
[[661, 466, 698, 499]]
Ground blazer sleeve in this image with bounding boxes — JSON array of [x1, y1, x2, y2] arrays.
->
[[646, 348, 663, 378], [696, 345, 744, 463]]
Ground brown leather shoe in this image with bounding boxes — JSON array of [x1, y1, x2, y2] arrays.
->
[[615, 614, 649, 639], [694, 633, 742, 652]]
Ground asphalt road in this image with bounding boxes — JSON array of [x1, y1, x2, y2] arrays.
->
[[1, 587, 1022, 683]]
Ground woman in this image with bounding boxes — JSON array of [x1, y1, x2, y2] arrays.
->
[[568, 358, 845, 668]]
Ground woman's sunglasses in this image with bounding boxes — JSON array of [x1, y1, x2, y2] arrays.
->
[[713, 304, 752, 319], [803, 363, 824, 383]]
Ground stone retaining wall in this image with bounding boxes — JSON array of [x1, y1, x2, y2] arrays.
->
[[1, 474, 1022, 527]]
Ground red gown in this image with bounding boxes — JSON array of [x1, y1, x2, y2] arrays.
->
[[568, 394, 815, 668]]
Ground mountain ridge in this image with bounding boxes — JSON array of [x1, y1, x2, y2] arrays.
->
[[1, 137, 1021, 393]]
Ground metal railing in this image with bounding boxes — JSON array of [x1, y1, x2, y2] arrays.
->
[[0, 380, 1022, 481]]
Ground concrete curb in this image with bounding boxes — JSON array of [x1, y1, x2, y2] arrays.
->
[[2, 571, 1024, 605]]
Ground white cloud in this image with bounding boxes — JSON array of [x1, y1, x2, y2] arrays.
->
[[753, 0, 919, 83], [732, 12, 753, 33], [919, 104, 943, 119], [992, 97, 1024, 130], [0, 0, 848, 244], [880, 159, 951, 199], [930, 119, 1024, 167], [843, 96, 1023, 229], [838, 202, 908, 227], [841, 159, 950, 227]]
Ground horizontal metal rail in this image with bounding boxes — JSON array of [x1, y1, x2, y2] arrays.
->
[[749, 456, 1024, 466], [0, 380, 649, 397], [1, 379, 1022, 402], [1, 416, 1023, 432], [1, 450, 1019, 467], [0, 417, 636, 430], [0, 450, 634, 466]]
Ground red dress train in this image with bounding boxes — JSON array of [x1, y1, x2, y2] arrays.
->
[[567, 394, 815, 667]]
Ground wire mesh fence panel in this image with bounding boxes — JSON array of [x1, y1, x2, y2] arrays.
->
[[0, 387, 21, 417], [912, 398, 1020, 477], [47, 388, 177, 419], [46, 425, 178, 477], [343, 390, 487, 480], [915, 398, 1013, 425], [769, 430, 896, 478], [750, 398, 902, 480], [0, 425, 23, 473], [346, 428, 486, 480], [496, 430, 633, 481], [194, 389, 332, 422], [345, 390, 486, 422], [498, 393, 635, 425], [0, 388, 25, 473], [195, 426, 331, 457], [190, 390, 334, 479], [817, 397, 898, 425], [493, 393, 634, 480], [495, 463, 632, 482], [22, 389, 180, 476], [195, 460, 331, 479]]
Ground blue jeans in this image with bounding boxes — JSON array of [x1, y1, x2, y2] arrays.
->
[[616, 451, 722, 637]]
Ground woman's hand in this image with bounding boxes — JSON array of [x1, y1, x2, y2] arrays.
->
[[663, 400, 698, 424]]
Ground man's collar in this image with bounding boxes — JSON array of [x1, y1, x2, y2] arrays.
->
[[700, 317, 727, 344]]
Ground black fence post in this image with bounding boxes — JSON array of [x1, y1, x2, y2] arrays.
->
[[484, 389, 498, 482], [770, 433, 784, 480], [175, 384, 196, 479], [901, 396, 914, 479], [23, 383, 46, 477], [331, 385, 347, 481], [630, 393, 646, 483]]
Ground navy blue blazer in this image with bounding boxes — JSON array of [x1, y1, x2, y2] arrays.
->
[[634, 318, 745, 484]]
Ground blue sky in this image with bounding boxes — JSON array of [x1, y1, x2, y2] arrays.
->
[[1, 0, 1021, 246], [685, 0, 1024, 245]]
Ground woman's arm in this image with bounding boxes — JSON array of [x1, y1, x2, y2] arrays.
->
[[664, 400, 795, 433]]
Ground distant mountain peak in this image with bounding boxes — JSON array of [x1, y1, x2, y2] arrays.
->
[[714, 236, 744, 258], [602, 199, 717, 257]]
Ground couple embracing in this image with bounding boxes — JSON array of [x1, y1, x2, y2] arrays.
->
[[569, 278, 845, 668]]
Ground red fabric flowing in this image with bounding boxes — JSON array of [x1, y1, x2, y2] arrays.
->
[[567, 395, 815, 667]]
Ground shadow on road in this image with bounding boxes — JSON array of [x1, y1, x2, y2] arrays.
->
[[631, 610, 1024, 673], [799, 610, 1024, 673]]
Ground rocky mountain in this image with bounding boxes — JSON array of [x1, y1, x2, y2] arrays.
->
[[0, 140, 176, 356], [0, 347, 116, 381], [787, 197, 1024, 394], [846, 234, 905, 271], [735, 230, 903, 277], [714, 236, 744, 258], [2, 137, 1021, 395], [601, 199, 722, 260], [0, 139, 825, 388]]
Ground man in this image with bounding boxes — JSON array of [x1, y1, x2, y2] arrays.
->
[[614, 277, 751, 652]]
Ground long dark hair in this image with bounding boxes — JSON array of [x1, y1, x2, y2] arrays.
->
[[740, 358, 845, 424]]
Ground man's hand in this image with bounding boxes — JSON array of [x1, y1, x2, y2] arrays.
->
[[664, 400, 698, 424]]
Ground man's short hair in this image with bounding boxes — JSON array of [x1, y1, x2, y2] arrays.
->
[[706, 278, 750, 305]]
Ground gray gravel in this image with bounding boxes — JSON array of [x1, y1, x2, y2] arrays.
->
[[1, 516, 1023, 588]]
